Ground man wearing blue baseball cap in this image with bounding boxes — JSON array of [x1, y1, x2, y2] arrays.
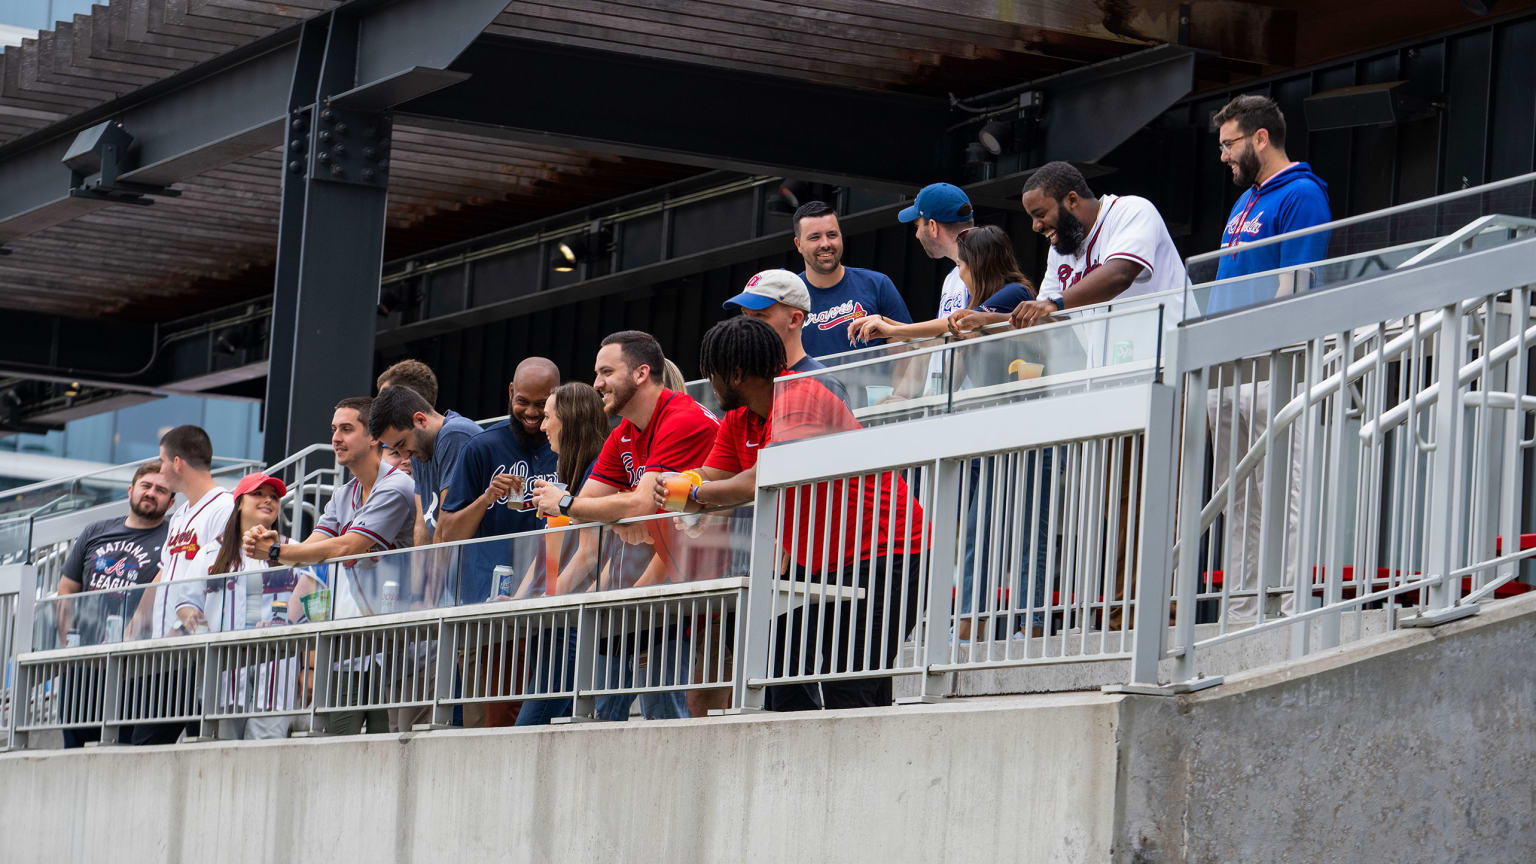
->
[[898, 182, 976, 383]]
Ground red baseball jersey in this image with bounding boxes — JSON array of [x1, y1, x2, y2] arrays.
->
[[707, 374, 926, 573], [591, 389, 720, 493]]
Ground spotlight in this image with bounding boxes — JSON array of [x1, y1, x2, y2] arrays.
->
[[978, 119, 1013, 156], [64, 382, 81, 397], [549, 227, 611, 274]]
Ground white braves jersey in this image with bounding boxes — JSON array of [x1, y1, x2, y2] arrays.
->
[[153, 486, 234, 639], [929, 265, 969, 386], [1037, 194, 1191, 363], [1039, 194, 1188, 310]]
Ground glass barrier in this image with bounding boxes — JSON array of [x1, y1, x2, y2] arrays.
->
[[768, 305, 1164, 445], [1185, 173, 1536, 318], [0, 458, 260, 566], [29, 505, 753, 653]]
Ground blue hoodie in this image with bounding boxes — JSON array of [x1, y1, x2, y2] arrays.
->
[[1209, 163, 1332, 313]]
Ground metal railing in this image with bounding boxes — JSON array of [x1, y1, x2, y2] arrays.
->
[[6, 175, 1536, 747]]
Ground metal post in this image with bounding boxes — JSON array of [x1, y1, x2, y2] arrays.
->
[[898, 458, 958, 704], [727, 485, 782, 714], [1319, 331, 1355, 650], [264, 13, 393, 462], [1256, 350, 1293, 617], [560, 606, 600, 722], [425, 618, 456, 730], [307, 633, 333, 735], [99, 653, 123, 745], [6, 565, 36, 750], [1407, 302, 1478, 626], [1170, 370, 1216, 688]]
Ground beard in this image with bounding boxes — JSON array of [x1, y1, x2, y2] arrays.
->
[[916, 230, 944, 259], [129, 491, 170, 521], [411, 428, 435, 463], [604, 378, 636, 416], [1053, 205, 1088, 256], [716, 383, 744, 413], [805, 246, 841, 275], [511, 416, 547, 450], [1231, 148, 1261, 188]]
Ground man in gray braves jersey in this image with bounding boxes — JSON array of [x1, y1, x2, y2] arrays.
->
[[243, 395, 415, 735]]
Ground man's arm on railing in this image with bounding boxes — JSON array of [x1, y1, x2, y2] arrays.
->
[[1013, 259, 1142, 328], [242, 526, 375, 567]]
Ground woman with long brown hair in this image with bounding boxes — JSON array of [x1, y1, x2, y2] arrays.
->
[[172, 472, 313, 738], [847, 224, 1037, 343]]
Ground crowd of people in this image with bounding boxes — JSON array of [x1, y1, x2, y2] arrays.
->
[[49, 95, 1334, 743]]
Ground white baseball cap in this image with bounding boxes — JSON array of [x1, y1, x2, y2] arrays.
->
[[722, 269, 811, 313]]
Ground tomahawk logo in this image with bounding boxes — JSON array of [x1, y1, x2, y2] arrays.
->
[[805, 300, 867, 332], [1226, 209, 1266, 238]]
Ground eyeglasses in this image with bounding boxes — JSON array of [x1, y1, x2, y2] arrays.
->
[[954, 227, 976, 242], [1218, 132, 1254, 154]]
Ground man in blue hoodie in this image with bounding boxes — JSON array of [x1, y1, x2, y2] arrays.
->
[[1209, 94, 1332, 314], [1207, 96, 1329, 625]]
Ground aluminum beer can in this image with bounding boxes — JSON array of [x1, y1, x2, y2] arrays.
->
[[493, 565, 516, 600], [105, 613, 124, 644], [381, 580, 399, 613], [1112, 339, 1135, 364]]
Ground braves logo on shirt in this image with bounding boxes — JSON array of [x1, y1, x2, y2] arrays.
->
[[166, 527, 201, 561], [805, 300, 868, 331], [1225, 209, 1265, 240]]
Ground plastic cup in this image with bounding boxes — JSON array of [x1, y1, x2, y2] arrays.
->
[[301, 589, 331, 622], [659, 470, 702, 512]]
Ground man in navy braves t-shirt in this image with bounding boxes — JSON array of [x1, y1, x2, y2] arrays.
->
[[791, 201, 912, 360]]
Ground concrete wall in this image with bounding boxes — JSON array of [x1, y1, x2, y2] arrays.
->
[[4, 595, 1533, 863], [0, 693, 1121, 863], [1118, 593, 1536, 863]]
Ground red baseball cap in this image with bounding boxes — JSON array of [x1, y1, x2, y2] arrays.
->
[[231, 472, 288, 499]]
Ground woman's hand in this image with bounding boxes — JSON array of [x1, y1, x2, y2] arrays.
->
[[848, 315, 895, 344], [529, 479, 566, 518]]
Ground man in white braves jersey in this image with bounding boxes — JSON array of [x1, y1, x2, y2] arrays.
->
[[244, 396, 415, 735], [127, 425, 235, 642], [121, 425, 234, 745]]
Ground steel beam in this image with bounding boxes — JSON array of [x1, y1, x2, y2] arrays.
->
[[395, 34, 956, 191], [0, 0, 507, 245]]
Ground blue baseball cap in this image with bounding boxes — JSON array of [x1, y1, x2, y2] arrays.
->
[[898, 182, 973, 223]]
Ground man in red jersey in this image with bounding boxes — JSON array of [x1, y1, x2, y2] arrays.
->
[[657, 315, 927, 710], [530, 329, 720, 721]]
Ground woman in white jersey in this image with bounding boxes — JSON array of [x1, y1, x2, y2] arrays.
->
[[173, 472, 312, 739]]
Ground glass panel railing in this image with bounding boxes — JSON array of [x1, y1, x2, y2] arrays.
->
[[29, 506, 753, 653], [768, 305, 1165, 445], [0, 457, 260, 564], [1185, 172, 1536, 318]]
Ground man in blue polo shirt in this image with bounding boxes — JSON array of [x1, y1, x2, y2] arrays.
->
[[792, 200, 913, 359]]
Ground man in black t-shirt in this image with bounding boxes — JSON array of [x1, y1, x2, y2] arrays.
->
[[55, 460, 174, 747]]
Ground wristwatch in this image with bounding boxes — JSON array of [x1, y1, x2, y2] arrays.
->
[[557, 493, 574, 516], [267, 543, 282, 565], [1049, 295, 1065, 312]]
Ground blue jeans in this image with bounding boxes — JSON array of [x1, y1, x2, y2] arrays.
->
[[514, 629, 577, 726], [959, 449, 1053, 630], [594, 633, 689, 721]]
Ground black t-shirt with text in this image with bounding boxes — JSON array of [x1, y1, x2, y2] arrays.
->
[[62, 517, 169, 645]]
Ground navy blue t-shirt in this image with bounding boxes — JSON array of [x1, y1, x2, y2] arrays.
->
[[442, 420, 559, 603], [415, 409, 482, 538], [975, 282, 1037, 314], [798, 267, 913, 359]]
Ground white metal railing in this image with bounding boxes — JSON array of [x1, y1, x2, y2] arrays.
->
[[6, 178, 1536, 747]]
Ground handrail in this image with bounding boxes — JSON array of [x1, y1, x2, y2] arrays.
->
[[0, 454, 261, 502]]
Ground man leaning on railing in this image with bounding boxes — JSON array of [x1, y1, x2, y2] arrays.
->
[[241, 396, 415, 735], [654, 315, 928, 710]]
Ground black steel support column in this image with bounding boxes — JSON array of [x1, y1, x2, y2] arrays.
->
[[263, 13, 391, 462]]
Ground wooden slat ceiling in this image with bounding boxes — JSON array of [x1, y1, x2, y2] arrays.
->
[[6, 0, 1491, 319]]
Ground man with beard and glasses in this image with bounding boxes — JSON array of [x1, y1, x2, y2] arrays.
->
[[792, 200, 913, 359], [1209, 94, 1332, 313], [54, 460, 175, 747], [1205, 95, 1326, 624], [953, 162, 1187, 335]]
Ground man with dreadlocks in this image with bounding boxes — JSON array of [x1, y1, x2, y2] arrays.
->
[[655, 315, 927, 710]]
